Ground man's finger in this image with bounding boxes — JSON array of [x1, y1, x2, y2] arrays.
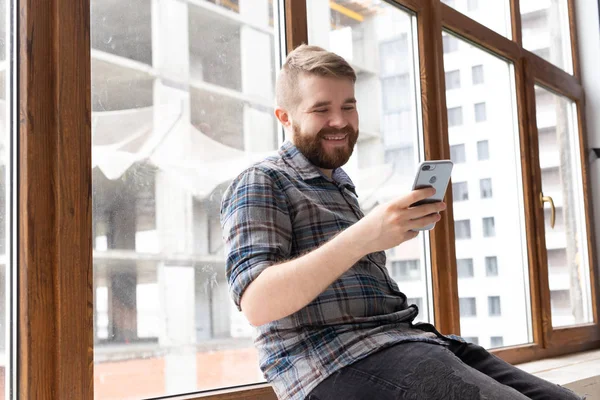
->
[[395, 187, 436, 209]]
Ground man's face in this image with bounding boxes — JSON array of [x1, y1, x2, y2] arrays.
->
[[288, 74, 359, 170]]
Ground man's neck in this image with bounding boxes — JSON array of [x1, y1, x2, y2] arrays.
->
[[319, 168, 333, 179]]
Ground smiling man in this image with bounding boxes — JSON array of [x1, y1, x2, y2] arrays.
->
[[220, 45, 583, 400]]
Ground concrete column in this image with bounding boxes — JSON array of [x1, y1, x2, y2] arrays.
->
[[106, 189, 138, 342], [157, 265, 196, 392], [152, 0, 197, 392], [108, 271, 137, 342], [240, 0, 276, 152]]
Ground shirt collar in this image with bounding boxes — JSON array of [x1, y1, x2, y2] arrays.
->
[[278, 141, 357, 195]]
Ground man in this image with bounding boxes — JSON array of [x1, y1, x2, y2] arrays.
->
[[220, 45, 583, 400]]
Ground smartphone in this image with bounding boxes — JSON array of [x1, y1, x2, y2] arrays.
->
[[410, 160, 454, 231]]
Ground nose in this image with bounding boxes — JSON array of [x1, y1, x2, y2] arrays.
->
[[328, 110, 348, 130]]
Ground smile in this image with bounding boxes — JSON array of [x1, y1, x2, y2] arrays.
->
[[322, 135, 347, 141]]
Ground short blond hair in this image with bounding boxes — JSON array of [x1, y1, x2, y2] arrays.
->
[[276, 44, 357, 111]]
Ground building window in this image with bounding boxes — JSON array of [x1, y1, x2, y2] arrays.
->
[[490, 336, 504, 347], [382, 74, 411, 110], [443, 34, 459, 53], [463, 336, 479, 345], [474, 102, 487, 122], [455, 220, 472, 240], [450, 144, 466, 163], [485, 256, 499, 276], [448, 106, 463, 127], [468, 0, 479, 11], [472, 65, 484, 85], [483, 217, 496, 237], [488, 296, 502, 316], [457, 259, 474, 278], [407, 297, 423, 311], [446, 70, 461, 90], [452, 181, 469, 201], [480, 178, 493, 198], [459, 297, 477, 317], [391, 260, 421, 281], [477, 140, 489, 160]]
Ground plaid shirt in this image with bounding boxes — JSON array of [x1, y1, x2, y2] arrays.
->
[[221, 141, 452, 400]]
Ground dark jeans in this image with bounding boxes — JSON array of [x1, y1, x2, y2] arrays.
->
[[307, 340, 585, 400]]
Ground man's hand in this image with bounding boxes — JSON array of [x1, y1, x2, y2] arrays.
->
[[353, 188, 447, 254]]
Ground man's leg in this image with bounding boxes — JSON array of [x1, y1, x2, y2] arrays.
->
[[307, 341, 530, 400], [448, 339, 585, 400]]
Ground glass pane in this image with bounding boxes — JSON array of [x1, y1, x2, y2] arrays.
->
[[442, 0, 511, 38], [306, 1, 431, 322], [0, 0, 8, 397], [534, 86, 593, 327], [92, 0, 281, 398], [520, 0, 573, 73], [443, 33, 532, 350]]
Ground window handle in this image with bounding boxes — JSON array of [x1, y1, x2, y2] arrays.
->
[[540, 193, 555, 229]]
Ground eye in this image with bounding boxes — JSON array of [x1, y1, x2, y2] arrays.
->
[[314, 109, 328, 113], [342, 106, 355, 111]]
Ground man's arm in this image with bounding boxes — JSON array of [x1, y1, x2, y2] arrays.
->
[[226, 173, 445, 327]]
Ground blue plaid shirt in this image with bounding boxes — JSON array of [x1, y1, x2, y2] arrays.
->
[[221, 141, 453, 400]]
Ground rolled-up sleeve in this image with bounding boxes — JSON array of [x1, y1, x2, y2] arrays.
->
[[220, 168, 292, 311]]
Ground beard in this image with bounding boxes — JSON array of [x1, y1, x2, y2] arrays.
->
[[292, 122, 359, 170]]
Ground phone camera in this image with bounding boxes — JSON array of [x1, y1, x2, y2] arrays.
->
[[422, 165, 431, 171]]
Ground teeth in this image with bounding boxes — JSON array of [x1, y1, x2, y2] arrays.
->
[[324, 136, 345, 140]]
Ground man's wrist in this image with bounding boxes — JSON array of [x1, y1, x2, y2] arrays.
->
[[338, 223, 371, 260]]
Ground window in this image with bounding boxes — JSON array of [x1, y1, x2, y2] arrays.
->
[[446, 70, 461, 90], [92, 0, 280, 397], [468, 0, 479, 11], [490, 336, 504, 347], [477, 140, 490, 160], [480, 178, 493, 198], [391, 260, 421, 281], [488, 296, 502, 316], [472, 65, 484, 84], [534, 86, 593, 327], [17, 0, 597, 396], [457, 259, 474, 278], [483, 217, 496, 237], [450, 144, 466, 163], [452, 182, 469, 201], [485, 257, 499, 277], [521, 0, 573, 73], [443, 34, 459, 53], [460, 298, 477, 317], [474, 102, 487, 122], [455, 220, 472, 240], [445, 32, 532, 356], [463, 336, 479, 345], [448, 106, 464, 127]]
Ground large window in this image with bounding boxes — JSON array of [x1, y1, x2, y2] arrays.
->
[[445, 34, 532, 350], [15, 0, 599, 398], [521, 0, 573, 73], [307, 0, 432, 325], [92, 0, 280, 397]]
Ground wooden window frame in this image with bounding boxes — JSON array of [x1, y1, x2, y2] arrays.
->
[[16, 0, 597, 400]]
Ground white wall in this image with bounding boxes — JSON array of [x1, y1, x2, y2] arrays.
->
[[575, 0, 600, 275]]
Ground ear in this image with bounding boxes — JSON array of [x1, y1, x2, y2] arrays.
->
[[275, 106, 293, 130]]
